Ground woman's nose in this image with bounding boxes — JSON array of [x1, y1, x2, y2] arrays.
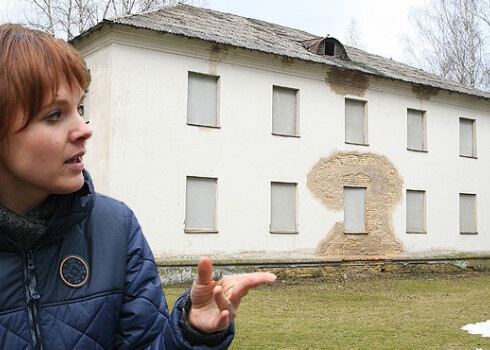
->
[[70, 114, 93, 142]]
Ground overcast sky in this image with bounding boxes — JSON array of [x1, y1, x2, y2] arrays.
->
[[1, 0, 427, 62]]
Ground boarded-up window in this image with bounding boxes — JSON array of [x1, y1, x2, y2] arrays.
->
[[272, 86, 298, 136], [406, 190, 425, 232], [187, 72, 218, 127], [344, 187, 366, 233], [407, 109, 426, 151], [270, 182, 297, 233], [345, 99, 367, 144], [459, 118, 476, 157], [185, 177, 217, 232], [460, 193, 477, 233]]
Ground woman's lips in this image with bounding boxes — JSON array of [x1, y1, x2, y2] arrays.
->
[[64, 155, 84, 171]]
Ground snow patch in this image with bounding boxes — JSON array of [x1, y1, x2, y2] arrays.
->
[[461, 320, 490, 338]]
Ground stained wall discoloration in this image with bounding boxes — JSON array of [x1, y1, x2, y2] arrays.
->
[[411, 83, 440, 100], [281, 56, 294, 66], [307, 152, 404, 256], [326, 68, 369, 97], [207, 43, 229, 75]]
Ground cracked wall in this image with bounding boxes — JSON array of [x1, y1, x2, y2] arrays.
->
[[307, 152, 404, 257]]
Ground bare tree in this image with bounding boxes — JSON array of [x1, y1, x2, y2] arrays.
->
[[404, 0, 489, 91], [470, 0, 489, 28], [22, 0, 199, 40], [343, 17, 366, 50], [25, 0, 56, 35]]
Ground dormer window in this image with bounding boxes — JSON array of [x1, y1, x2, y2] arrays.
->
[[301, 37, 349, 60], [324, 40, 335, 56]]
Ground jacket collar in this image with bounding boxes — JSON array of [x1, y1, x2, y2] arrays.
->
[[43, 169, 95, 244], [0, 170, 95, 252]]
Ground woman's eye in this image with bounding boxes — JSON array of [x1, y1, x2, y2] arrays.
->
[[77, 104, 85, 117], [46, 111, 61, 122]]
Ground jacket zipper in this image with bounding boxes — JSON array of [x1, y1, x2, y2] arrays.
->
[[24, 250, 43, 350]]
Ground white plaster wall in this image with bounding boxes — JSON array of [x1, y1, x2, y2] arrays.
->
[[78, 41, 113, 195], [77, 28, 490, 258], [368, 88, 490, 254]]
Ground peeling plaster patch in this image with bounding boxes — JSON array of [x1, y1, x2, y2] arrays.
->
[[326, 68, 369, 97], [307, 152, 404, 256], [411, 83, 439, 100]]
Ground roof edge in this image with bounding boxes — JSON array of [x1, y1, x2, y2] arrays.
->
[[71, 8, 490, 100]]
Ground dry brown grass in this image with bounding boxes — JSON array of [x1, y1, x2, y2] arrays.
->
[[164, 274, 490, 349]]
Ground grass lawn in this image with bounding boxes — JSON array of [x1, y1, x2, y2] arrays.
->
[[164, 274, 490, 349]]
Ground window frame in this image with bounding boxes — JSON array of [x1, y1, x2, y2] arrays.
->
[[187, 71, 220, 128], [406, 189, 427, 234], [459, 117, 477, 158], [343, 186, 367, 234], [344, 98, 368, 146], [459, 193, 477, 234], [271, 85, 300, 137], [184, 176, 219, 234], [269, 181, 299, 234], [406, 108, 427, 152]]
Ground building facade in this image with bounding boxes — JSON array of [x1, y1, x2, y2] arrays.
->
[[73, 5, 490, 259]]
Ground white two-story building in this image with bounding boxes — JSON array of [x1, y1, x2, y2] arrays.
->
[[73, 5, 490, 260]]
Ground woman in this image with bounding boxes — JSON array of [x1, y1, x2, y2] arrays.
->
[[0, 24, 275, 349]]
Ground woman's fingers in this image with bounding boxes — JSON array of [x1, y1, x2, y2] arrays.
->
[[215, 309, 231, 331], [189, 267, 277, 333], [191, 257, 218, 307], [195, 256, 214, 285], [228, 273, 277, 305], [213, 285, 234, 314]]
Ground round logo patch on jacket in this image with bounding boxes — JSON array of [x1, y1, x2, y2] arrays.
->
[[60, 256, 89, 287]]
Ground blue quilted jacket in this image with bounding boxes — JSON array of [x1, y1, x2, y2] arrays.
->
[[0, 171, 234, 349]]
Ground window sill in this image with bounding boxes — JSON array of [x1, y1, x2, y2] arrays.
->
[[460, 231, 478, 235], [459, 154, 478, 159], [345, 141, 369, 146], [184, 229, 219, 234], [271, 132, 300, 138], [407, 148, 428, 153], [270, 230, 299, 234], [186, 123, 221, 129], [344, 231, 368, 235], [406, 230, 427, 234]]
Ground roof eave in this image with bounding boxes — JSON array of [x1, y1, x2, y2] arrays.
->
[[72, 20, 490, 101]]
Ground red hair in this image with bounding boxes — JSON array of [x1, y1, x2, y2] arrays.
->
[[0, 24, 90, 140]]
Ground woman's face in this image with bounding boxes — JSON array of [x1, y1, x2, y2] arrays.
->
[[0, 78, 92, 207]]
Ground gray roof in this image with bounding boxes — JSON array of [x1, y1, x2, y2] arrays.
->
[[87, 4, 489, 99]]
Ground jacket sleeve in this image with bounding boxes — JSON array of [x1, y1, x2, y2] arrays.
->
[[116, 206, 234, 350]]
